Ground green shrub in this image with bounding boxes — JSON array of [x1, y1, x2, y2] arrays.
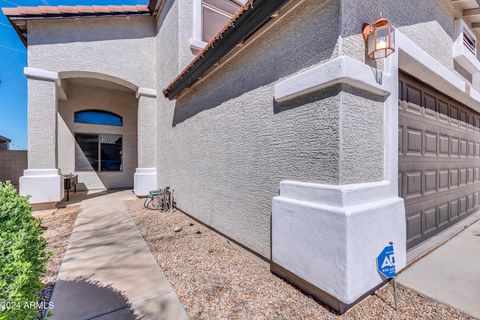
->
[[0, 182, 50, 320]]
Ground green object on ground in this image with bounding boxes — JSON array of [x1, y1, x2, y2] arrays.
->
[[144, 190, 161, 208]]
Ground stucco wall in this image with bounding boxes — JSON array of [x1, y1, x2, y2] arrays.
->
[[27, 16, 156, 89], [338, 86, 384, 184], [155, 0, 363, 258], [0, 151, 27, 188], [58, 83, 138, 190], [340, 0, 480, 90], [27, 78, 57, 169]]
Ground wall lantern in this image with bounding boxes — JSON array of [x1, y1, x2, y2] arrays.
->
[[362, 14, 395, 60]]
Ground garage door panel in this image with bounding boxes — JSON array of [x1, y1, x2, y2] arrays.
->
[[424, 131, 437, 155], [438, 203, 449, 228], [399, 72, 479, 249], [423, 92, 437, 118], [405, 171, 422, 199], [423, 207, 437, 236], [406, 128, 422, 155]]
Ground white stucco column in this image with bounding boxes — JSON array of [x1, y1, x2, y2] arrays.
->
[[19, 67, 64, 204], [271, 56, 406, 313], [134, 87, 158, 196]]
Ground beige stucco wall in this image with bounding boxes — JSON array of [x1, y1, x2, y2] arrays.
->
[[25, 15, 157, 191], [58, 83, 138, 190], [27, 15, 156, 89]]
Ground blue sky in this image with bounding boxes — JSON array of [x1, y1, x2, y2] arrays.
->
[[0, 0, 146, 150]]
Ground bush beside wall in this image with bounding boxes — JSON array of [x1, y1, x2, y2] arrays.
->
[[0, 182, 50, 320]]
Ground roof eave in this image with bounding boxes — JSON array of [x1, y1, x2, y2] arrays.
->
[[163, 0, 291, 100], [4, 6, 153, 47]]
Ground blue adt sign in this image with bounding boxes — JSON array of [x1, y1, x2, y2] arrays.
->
[[377, 244, 396, 278]]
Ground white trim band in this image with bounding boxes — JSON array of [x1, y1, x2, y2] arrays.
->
[[24, 67, 59, 83], [274, 56, 390, 102], [279, 180, 394, 208], [396, 31, 480, 109], [136, 87, 157, 98]]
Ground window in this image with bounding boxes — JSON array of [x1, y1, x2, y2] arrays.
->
[[202, 0, 241, 42], [192, 0, 245, 49], [75, 133, 123, 172], [74, 110, 123, 127]]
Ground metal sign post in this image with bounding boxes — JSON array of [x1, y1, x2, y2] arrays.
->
[[377, 242, 398, 311], [392, 276, 398, 311]]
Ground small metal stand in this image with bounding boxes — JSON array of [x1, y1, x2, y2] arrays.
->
[[392, 276, 398, 311]]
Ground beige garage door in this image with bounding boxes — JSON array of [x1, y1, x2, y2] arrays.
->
[[399, 72, 480, 249]]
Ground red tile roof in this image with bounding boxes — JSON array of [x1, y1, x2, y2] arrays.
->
[[163, 0, 254, 99], [2, 5, 149, 18]]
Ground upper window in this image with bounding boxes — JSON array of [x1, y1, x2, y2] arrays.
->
[[201, 0, 243, 43], [74, 110, 123, 127]]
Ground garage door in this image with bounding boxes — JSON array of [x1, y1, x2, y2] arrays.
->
[[399, 72, 480, 249]]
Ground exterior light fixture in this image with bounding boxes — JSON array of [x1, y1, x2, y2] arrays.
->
[[362, 14, 395, 60]]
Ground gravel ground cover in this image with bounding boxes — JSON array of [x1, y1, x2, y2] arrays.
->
[[35, 205, 80, 318], [124, 198, 472, 320]]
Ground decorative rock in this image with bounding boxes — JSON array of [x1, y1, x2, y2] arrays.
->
[[174, 226, 182, 232], [196, 230, 202, 234]]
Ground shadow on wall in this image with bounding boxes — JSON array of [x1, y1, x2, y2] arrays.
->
[[28, 15, 155, 46], [172, 0, 339, 126], [47, 278, 139, 320], [340, 0, 457, 39], [341, 0, 470, 83]]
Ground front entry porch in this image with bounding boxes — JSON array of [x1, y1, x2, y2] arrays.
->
[[20, 68, 158, 206]]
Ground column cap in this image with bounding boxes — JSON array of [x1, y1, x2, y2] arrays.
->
[[136, 87, 157, 98], [24, 67, 59, 84]]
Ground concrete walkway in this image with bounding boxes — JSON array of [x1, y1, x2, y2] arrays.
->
[[49, 190, 188, 320], [398, 219, 480, 319]]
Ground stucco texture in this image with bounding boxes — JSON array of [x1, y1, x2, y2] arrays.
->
[[155, 0, 363, 258], [57, 82, 138, 190], [28, 78, 58, 169], [27, 16, 156, 89], [339, 0, 480, 90]]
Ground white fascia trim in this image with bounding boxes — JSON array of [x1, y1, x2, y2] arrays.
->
[[397, 33, 465, 93], [279, 180, 394, 208], [24, 67, 67, 99], [274, 56, 390, 102], [24, 67, 60, 85], [190, 38, 208, 51], [470, 87, 480, 102], [396, 31, 480, 109], [136, 87, 157, 98]]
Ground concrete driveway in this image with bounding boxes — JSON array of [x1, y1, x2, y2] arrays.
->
[[398, 219, 480, 319]]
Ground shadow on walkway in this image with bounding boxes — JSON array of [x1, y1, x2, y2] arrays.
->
[[47, 278, 138, 320]]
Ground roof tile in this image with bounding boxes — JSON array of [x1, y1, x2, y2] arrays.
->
[[18, 7, 40, 15], [1, 7, 18, 15], [38, 6, 61, 14], [108, 5, 125, 13], [163, 0, 254, 97], [57, 6, 78, 14], [2, 4, 150, 18], [93, 5, 110, 13]]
